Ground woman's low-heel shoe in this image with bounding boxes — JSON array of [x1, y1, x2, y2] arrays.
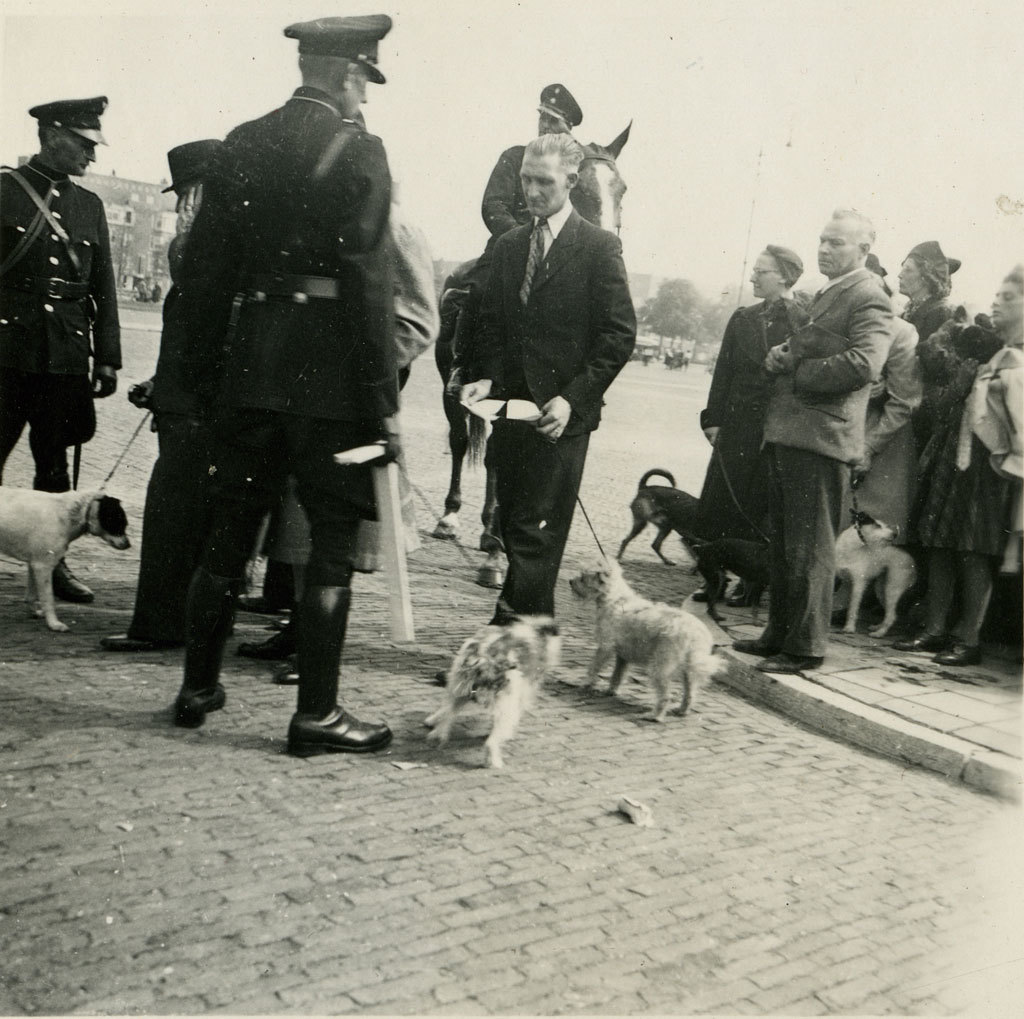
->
[[287, 708, 392, 756], [174, 685, 226, 728], [933, 642, 982, 667], [892, 633, 951, 653]]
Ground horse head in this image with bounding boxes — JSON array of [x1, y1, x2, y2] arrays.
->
[[571, 121, 631, 234]]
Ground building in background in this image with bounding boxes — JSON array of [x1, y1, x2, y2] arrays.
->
[[18, 158, 177, 300]]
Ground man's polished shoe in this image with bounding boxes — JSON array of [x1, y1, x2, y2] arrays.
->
[[732, 638, 781, 657], [101, 634, 183, 652], [174, 684, 226, 728], [757, 652, 823, 674], [237, 623, 296, 660], [691, 587, 709, 603], [933, 641, 982, 667], [287, 707, 392, 756], [53, 560, 94, 603], [273, 659, 299, 685], [892, 633, 952, 654]]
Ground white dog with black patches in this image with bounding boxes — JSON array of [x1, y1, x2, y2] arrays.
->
[[0, 488, 130, 632], [425, 616, 560, 768], [570, 558, 724, 720]]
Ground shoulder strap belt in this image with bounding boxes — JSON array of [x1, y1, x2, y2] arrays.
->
[[0, 170, 50, 278], [0, 167, 82, 278]]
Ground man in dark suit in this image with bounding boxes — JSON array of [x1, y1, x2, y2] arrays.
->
[[100, 139, 221, 653], [462, 133, 636, 621], [168, 15, 399, 756], [0, 96, 120, 603], [734, 209, 893, 673], [447, 85, 584, 394]]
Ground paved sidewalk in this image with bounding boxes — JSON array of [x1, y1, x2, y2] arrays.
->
[[688, 600, 1021, 802]]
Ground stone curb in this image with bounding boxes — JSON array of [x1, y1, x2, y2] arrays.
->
[[693, 606, 1022, 803]]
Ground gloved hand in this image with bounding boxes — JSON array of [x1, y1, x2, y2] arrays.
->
[[127, 378, 154, 408], [380, 418, 402, 464], [92, 364, 117, 398]]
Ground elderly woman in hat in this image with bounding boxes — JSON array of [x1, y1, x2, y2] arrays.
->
[[895, 265, 1023, 666], [696, 245, 808, 565], [898, 240, 959, 450]]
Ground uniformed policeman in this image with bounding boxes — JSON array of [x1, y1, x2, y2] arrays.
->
[[170, 15, 399, 756], [100, 139, 222, 653], [0, 96, 121, 603]]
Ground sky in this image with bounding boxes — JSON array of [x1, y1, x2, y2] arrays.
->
[[2, 0, 1022, 307]]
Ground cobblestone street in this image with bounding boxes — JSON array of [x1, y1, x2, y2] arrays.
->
[[1, 312, 1021, 1015]]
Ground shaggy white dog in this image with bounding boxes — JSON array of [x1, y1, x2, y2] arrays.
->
[[570, 558, 724, 720]]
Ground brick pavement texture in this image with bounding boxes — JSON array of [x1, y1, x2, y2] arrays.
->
[[1, 319, 1023, 1015]]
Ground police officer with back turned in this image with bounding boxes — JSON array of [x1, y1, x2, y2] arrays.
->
[[170, 15, 399, 756]]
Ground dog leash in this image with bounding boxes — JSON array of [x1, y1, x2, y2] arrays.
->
[[710, 442, 771, 543], [408, 474, 609, 563], [98, 411, 152, 491], [406, 477, 489, 570], [849, 471, 867, 545], [575, 495, 606, 558]]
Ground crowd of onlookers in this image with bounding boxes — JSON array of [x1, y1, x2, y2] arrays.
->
[[696, 223, 1022, 669]]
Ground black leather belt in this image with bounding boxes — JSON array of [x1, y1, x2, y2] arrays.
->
[[1, 276, 89, 300], [242, 273, 344, 302]]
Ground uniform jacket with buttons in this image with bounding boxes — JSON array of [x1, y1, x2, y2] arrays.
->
[[763, 268, 893, 463], [0, 158, 120, 375], [175, 87, 398, 422], [474, 208, 636, 436], [480, 145, 531, 247]]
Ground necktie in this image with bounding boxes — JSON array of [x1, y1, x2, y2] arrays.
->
[[519, 217, 547, 306]]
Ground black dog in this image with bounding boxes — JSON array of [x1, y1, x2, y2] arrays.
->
[[617, 468, 702, 565], [693, 538, 771, 623]]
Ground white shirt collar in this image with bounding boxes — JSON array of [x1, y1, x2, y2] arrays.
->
[[820, 265, 869, 294], [537, 200, 573, 240]]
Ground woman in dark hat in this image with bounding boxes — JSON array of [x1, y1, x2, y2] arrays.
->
[[899, 240, 959, 451], [696, 246, 808, 559], [895, 264, 1023, 665]]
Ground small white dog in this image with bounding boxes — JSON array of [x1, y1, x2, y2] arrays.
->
[[569, 558, 724, 721], [0, 487, 130, 632], [835, 510, 917, 637], [425, 616, 560, 768]]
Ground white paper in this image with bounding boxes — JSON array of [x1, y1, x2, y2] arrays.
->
[[463, 398, 505, 422], [506, 399, 542, 422], [332, 441, 388, 465]]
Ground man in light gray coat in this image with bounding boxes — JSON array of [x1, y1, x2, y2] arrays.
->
[[734, 209, 893, 672]]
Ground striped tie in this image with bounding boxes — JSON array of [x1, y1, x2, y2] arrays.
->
[[519, 217, 548, 306]]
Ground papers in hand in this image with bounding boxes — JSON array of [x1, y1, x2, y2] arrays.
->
[[333, 441, 388, 465], [462, 398, 543, 423], [463, 398, 505, 422], [506, 399, 542, 422]]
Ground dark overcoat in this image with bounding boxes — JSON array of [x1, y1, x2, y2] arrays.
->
[[697, 300, 803, 540], [176, 86, 397, 422]]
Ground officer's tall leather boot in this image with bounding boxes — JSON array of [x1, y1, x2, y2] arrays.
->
[[174, 568, 234, 728], [286, 585, 392, 756]]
